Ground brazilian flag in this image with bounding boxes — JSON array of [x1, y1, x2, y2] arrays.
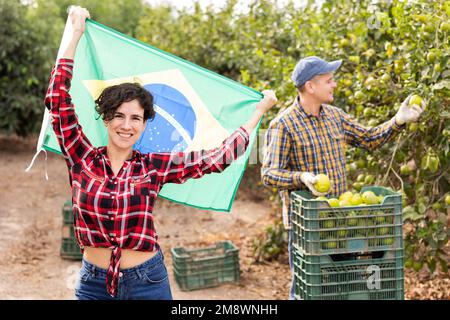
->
[[35, 19, 262, 212]]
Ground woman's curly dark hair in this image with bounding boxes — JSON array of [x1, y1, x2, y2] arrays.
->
[[95, 83, 155, 122]]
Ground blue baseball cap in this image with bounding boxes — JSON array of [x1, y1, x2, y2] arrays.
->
[[291, 56, 342, 87]]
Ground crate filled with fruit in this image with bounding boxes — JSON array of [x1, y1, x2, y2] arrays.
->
[[290, 184, 403, 255]]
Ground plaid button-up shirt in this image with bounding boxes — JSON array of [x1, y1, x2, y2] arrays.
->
[[45, 59, 250, 297], [261, 97, 405, 229]]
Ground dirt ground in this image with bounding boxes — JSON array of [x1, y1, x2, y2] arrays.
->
[[0, 134, 448, 300]]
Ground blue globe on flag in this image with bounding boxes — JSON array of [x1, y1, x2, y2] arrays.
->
[[134, 84, 197, 153]]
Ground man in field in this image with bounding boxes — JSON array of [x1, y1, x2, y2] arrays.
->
[[261, 56, 425, 299]]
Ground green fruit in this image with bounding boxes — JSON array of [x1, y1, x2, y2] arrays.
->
[[380, 73, 391, 83], [354, 91, 365, 101], [446, 195, 450, 206], [349, 55, 360, 64], [339, 199, 351, 207], [368, 119, 378, 127], [339, 38, 350, 47], [423, 22, 435, 33], [441, 21, 450, 32], [432, 202, 442, 210], [394, 60, 404, 74], [358, 209, 369, 216], [316, 196, 328, 201], [328, 198, 340, 207], [362, 191, 379, 205], [426, 51, 436, 63], [400, 164, 411, 175], [363, 107, 373, 118], [342, 79, 352, 87], [434, 63, 442, 72], [364, 175, 375, 184], [314, 174, 331, 193], [428, 156, 439, 173], [375, 211, 386, 224], [377, 227, 389, 235], [357, 174, 365, 182], [367, 227, 376, 237], [325, 241, 338, 249], [339, 191, 354, 202], [336, 216, 346, 227], [319, 212, 329, 219], [409, 94, 423, 107], [324, 220, 335, 229], [408, 123, 418, 132], [356, 227, 367, 237], [350, 193, 363, 206], [347, 211, 358, 226], [356, 159, 366, 169], [337, 229, 347, 238], [404, 259, 413, 269], [353, 182, 364, 192], [412, 14, 427, 23]]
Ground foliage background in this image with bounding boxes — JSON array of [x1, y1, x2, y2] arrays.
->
[[0, 0, 448, 273]]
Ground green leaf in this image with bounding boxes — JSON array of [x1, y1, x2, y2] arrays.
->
[[426, 258, 436, 273], [439, 258, 448, 273], [418, 203, 427, 215], [432, 80, 450, 91], [402, 206, 423, 221]]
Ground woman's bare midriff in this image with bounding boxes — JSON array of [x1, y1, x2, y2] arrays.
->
[[83, 247, 158, 270]]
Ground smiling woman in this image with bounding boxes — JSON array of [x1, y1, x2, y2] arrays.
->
[[44, 5, 277, 301], [104, 100, 147, 174], [95, 82, 155, 124], [94, 83, 155, 165]]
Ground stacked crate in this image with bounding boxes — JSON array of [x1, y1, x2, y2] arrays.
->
[[290, 186, 404, 300], [60, 199, 83, 260], [171, 241, 240, 291]]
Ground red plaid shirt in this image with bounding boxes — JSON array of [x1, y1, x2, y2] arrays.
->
[[45, 59, 250, 297]]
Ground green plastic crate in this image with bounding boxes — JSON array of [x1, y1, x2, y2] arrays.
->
[[293, 247, 404, 300], [60, 199, 82, 260], [60, 237, 83, 260], [290, 186, 403, 255], [62, 223, 76, 238], [171, 241, 240, 291], [62, 199, 72, 224]]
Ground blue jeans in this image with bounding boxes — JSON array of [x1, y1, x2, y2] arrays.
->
[[75, 249, 173, 300]]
